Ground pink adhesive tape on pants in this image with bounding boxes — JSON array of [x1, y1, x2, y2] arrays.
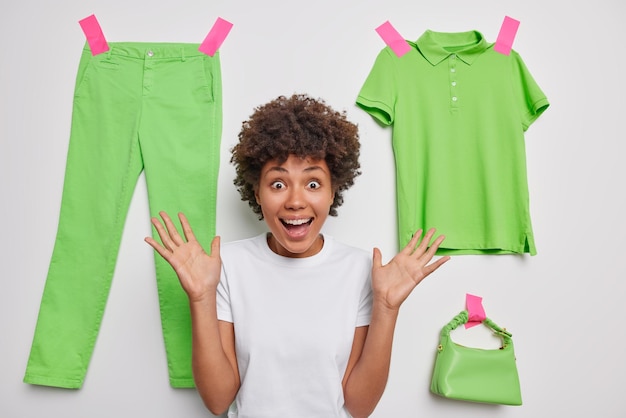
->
[[199, 17, 233, 56], [494, 16, 520, 56], [79, 14, 109, 56]]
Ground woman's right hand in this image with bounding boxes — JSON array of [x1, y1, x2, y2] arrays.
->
[[145, 211, 221, 303]]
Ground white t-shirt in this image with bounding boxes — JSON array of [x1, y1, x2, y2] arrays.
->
[[217, 233, 373, 418]]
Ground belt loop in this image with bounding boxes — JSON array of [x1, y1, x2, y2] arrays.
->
[[181, 48, 186, 62]]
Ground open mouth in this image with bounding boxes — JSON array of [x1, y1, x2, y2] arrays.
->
[[280, 217, 313, 234]]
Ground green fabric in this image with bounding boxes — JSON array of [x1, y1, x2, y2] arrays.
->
[[357, 30, 549, 255], [430, 311, 522, 405], [24, 43, 222, 389]]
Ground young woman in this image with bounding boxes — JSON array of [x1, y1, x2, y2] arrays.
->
[[146, 94, 450, 417]]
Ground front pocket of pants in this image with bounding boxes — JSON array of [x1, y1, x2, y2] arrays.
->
[[73, 50, 94, 97], [74, 54, 120, 98], [195, 56, 214, 103]]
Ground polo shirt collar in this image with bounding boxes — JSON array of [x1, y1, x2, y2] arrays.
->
[[414, 30, 490, 66]]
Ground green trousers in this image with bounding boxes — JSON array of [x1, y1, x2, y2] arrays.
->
[[24, 43, 222, 389]]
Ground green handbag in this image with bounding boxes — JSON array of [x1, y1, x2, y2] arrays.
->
[[430, 310, 522, 405]]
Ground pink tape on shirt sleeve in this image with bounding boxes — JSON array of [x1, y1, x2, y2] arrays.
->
[[375, 21, 411, 58], [494, 16, 520, 56], [78, 14, 109, 56], [199, 17, 233, 57], [465, 293, 487, 329]]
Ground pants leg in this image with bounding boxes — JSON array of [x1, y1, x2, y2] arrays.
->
[[139, 44, 222, 388], [24, 43, 221, 389]]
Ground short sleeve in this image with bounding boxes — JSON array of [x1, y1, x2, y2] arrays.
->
[[356, 48, 397, 126], [216, 266, 233, 323], [510, 51, 550, 131], [356, 273, 373, 327]]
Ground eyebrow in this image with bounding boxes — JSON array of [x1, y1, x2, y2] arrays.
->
[[264, 165, 327, 175]]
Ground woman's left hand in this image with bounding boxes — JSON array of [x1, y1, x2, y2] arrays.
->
[[371, 229, 450, 311]]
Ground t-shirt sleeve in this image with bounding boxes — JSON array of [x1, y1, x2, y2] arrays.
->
[[510, 51, 550, 131], [216, 265, 233, 323], [356, 48, 397, 126], [356, 272, 373, 327]]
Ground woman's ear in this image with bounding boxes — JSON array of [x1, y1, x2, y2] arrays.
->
[[254, 185, 261, 206]]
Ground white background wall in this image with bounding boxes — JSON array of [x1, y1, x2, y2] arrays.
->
[[1, 1, 624, 417]]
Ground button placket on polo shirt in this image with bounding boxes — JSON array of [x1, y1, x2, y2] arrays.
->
[[448, 53, 459, 111]]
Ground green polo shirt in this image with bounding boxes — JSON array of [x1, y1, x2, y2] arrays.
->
[[357, 30, 549, 255]]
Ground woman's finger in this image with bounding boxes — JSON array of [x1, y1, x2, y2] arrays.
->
[[144, 236, 174, 262], [159, 211, 185, 246], [418, 233, 446, 262], [401, 229, 423, 256], [424, 255, 451, 276], [209, 235, 221, 257], [151, 216, 176, 251], [413, 228, 436, 256], [178, 212, 197, 243]]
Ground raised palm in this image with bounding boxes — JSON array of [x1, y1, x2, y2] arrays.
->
[[145, 211, 221, 303], [372, 229, 450, 310]]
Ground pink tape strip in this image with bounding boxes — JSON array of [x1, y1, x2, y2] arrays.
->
[[465, 293, 487, 329], [199, 17, 233, 56], [375, 21, 411, 58], [79, 14, 109, 56], [494, 16, 520, 56]]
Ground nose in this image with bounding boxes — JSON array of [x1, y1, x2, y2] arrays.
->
[[285, 187, 306, 210]]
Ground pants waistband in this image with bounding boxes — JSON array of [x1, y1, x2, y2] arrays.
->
[[83, 42, 209, 59]]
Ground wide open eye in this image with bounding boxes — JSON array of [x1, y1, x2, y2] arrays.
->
[[271, 181, 286, 190], [307, 180, 321, 190]]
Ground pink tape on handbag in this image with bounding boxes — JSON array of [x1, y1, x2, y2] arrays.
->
[[79, 14, 109, 56], [465, 293, 487, 329], [199, 17, 233, 56], [375, 21, 411, 58], [494, 16, 520, 56]]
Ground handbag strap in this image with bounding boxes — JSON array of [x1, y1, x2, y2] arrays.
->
[[441, 310, 513, 347]]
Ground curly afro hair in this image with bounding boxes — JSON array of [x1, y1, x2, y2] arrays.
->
[[231, 94, 361, 219]]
